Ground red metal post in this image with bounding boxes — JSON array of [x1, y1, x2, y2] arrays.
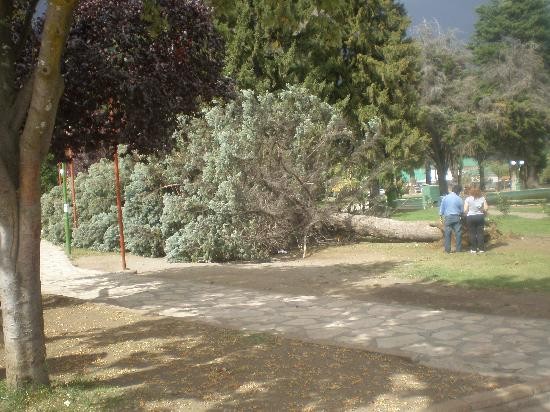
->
[[113, 147, 127, 270]]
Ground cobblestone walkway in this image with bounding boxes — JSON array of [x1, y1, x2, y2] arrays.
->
[[40, 241, 550, 380]]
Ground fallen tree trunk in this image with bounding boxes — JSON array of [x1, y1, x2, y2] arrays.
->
[[328, 213, 441, 242]]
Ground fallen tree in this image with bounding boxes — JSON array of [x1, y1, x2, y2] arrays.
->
[[328, 213, 441, 242]]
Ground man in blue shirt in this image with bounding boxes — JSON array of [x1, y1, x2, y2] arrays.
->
[[439, 185, 464, 253]]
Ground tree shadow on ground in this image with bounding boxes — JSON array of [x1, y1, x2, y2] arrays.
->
[[33, 299, 510, 411]]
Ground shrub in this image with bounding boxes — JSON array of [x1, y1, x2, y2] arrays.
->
[[495, 192, 511, 216]]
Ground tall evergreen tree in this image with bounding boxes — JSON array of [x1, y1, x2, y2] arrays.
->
[[471, 0, 550, 67], [471, 0, 550, 185], [415, 22, 472, 195], [209, 0, 426, 198]]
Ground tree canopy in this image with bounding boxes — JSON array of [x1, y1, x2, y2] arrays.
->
[[49, 0, 230, 160], [209, 0, 426, 195], [471, 0, 550, 67]]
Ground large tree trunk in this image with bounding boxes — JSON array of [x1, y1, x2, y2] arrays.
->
[[478, 161, 486, 191], [0, 0, 77, 389], [329, 213, 441, 242], [526, 164, 539, 188], [435, 163, 448, 196], [425, 162, 432, 184]]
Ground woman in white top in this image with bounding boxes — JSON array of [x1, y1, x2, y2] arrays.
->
[[464, 186, 489, 253]]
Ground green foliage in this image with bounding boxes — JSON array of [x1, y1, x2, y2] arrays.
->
[[163, 87, 351, 262], [41, 186, 66, 244], [40, 153, 58, 194], [470, 2, 550, 179], [415, 22, 472, 195], [41, 89, 350, 261], [41, 150, 136, 254], [471, 0, 550, 67], [74, 157, 133, 222], [123, 161, 165, 257], [542, 152, 550, 184], [70, 155, 134, 252], [209, 0, 425, 189], [73, 211, 119, 251], [141, 0, 170, 37], [495, 192, 511, 216]]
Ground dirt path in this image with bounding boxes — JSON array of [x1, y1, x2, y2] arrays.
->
[[74, 237, 550, 320]]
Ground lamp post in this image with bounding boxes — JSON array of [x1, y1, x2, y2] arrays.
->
[[509, 160, 524, 191]]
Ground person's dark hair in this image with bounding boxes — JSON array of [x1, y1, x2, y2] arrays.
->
[[452, 184, 462, 195]]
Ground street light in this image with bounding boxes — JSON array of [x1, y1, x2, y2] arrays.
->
[[509, 160, 524, 191]]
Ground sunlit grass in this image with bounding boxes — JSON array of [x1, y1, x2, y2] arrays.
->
[[397, 246, 550, 291], [0, 379, 124, 412], [489, 216, 550, 236], [392, 208, 439, 221], [392, 208, 550, 236]]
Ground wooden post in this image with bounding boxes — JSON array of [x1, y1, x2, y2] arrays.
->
[[113, 147, 127, 270], [69, 159, 78, 227]]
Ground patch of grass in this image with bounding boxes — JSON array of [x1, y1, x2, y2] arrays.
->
[[398, 246, 550, 292], [70, 247, 115, 259], [490, 215, 550, 236], [509, 205, 546, 214], [392, 208, 439, 221], [0, 379, 125, 412]]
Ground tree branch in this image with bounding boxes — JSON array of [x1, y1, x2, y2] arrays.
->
[[19, 0, 75, 164], [9, 74, 34, 133]]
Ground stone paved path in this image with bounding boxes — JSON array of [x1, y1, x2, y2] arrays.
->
[[40, 241, 550, 381]]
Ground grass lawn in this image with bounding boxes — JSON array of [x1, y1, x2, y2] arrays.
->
[[509, 205, 547, 214], [0, 379, 123, 412], [392, 208, 439, 221], [397, 241, 550, 291], [391, 208, 550, 291], [392, 208, 550, 236], [489, 215, 550, 236]]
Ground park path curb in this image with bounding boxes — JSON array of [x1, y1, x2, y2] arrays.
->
[[424, 378, 550, 411]]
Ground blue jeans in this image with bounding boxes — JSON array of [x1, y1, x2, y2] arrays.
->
[[444, 215, 462, 253]]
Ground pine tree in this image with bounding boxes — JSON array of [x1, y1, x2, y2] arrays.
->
[[209, 0, 425, 197], [471, 0, 550, 67], [471, 0, 550, 185]]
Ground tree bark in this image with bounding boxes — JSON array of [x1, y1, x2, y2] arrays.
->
[[0, 0, 77, 389], [478, 160, 486, 191], [527, 164, 539, 188], [328, 213, 441, 242], [435, 163, 448, 196]]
